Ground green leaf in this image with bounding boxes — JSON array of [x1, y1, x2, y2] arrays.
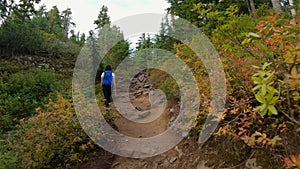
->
[[257, 70, 266, 77], [267, 86, 278, 93], [261, 84, 267, 95], [267, 105, 278, 115], [260, 108, 268, 117], [253, 131, 262, 136], [264, 71, 275, 82], [255, 94, 265, 103], [252, 77, 262, 84], [252, 85, 261, 91], [266, 93, 274, 102], [262, 62, 272, 70], [242, 38, 252, 45], [268, 136, 282, 145], [258, 103, 267, 111], [257, 137, 263, 143], [252, 72, 260, 77], [248, 32, 260, 38], [269, 97, 278, 105], [252, 65, 260, 69]]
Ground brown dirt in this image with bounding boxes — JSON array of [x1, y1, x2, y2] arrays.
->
[[76, 74, 293, 169], [114, 94, 170, 138], [110, 93, 174, 169], [76, 150, 114, 169]]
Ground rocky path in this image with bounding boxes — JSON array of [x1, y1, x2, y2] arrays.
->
[[110, 72, 175, 169], [77, 72, 211, 169], [77, 72, 268, 169]]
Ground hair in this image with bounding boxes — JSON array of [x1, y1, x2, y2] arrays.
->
[[105, 64, 112, 71]]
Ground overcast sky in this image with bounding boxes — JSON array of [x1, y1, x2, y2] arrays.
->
[[40, 0, 170, 35]]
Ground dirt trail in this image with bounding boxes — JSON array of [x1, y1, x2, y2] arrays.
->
[[111, 95, 171, 168], [77, 72, 188, 169], [113, 93, 169, 138], [77, 73, 275, 169], [109, 73, 176, 169]]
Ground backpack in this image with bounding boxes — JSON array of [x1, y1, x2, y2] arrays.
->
[[102, 70, 113, 86]]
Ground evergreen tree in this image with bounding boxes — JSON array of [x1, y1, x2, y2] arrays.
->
[[0, 0, 14, 23], [99, 25, 130, 69], [0, 2, 81, 57], [136, 33, 153, 51], [61, 8, 75, 38], [14, 0, 41, 22], [47, 6, 64, 38], [94, 5, 110, 30], [80, 33, 86, 45], [154, 16, 177, 52]]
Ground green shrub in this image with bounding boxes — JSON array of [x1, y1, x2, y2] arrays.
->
[[0, 69, 61, 133], [0, 130, 20, 169], [0, 76, 15, 132], [7, 69, 58, 118], [149, 69, 180, 100]]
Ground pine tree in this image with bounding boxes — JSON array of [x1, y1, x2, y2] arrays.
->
[[0, 0, 14, 23], [154, 16, 176, 51], [14, 0, 41, 22], [47, 6, 64, 38], [61, 8, 74, 38], [94, 5, 110, 30], [136, 33, 153, 51]]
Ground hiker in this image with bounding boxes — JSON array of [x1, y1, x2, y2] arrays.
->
[[101, 65, 115, 107]]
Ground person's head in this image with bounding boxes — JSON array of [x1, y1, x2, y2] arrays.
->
[[105, 64, 112, 71]]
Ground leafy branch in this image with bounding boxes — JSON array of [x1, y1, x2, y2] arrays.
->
[[252, 62, 278, 117]]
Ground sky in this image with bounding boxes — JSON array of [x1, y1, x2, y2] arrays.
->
[[39, 0, 170, 36]]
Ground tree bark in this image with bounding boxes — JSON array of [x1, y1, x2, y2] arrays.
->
[[271, 0, 282, 13], [289, 0, 297, 17], [245, 0, 257, 17], [249, 0, 257, 17]]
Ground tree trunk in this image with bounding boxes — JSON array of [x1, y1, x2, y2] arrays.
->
[[289, 0, 297, 17], [249, 0, 257, 17], [271, 0, 282, 13], [245, 0, 257, 17]]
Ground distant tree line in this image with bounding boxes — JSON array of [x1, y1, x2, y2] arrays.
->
[[0, 0, 86, 58]]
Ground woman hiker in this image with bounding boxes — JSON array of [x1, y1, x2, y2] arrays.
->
[[101, 65, 116, 107]]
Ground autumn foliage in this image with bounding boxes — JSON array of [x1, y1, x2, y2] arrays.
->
[[18, 94, 96, 168]]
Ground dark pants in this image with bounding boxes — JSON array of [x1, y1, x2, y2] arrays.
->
[[102, 85, 112, 107]]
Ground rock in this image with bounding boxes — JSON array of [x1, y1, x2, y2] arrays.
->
[[138, 111, 151, 119], [182, 131, 189, 137], [119, 148, 135, 157], [140, 147, 156, 156], [144, 83, 151, 88], [143, 90, 150, 95], [245, 158, 262, 169], [111, 162, 120, 168], [169, 157, 177, 164], [162, 159, 170, 168], [170, 116, 176, 122], [135, 89, 144, 95], [168, 116, 176, 127], [135, 107, 142, 111], [131, 78, 137, 84], [197, 160, 213, 169], [170, 108, 175, 113], [138, 74, 145, 82], [175, 146, 183, 158], [151, 163, 158, 169]]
